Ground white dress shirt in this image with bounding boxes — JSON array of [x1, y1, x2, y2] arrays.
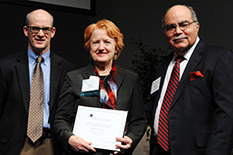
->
[[153, 37, 200, 135]]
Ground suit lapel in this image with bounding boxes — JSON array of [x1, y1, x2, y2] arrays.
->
[[82, 64, 96, 79], [116, 65, 125, 91], [50, 53, 63, 109], [170, 41, 205, 109], [151, 54, 173, 117], [157, 54, 173, 94], [15, 53, 30, 113], [81, 64, 101, 105]]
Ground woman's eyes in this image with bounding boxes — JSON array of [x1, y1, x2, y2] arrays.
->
[[92, 40, 111, 44]]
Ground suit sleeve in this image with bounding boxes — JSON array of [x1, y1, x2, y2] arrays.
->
[[124, 75, 148, 153], [144, 96, 156, 126], [53, 74, 75, 153], [206, 50, 233, 154], [0, 62, 7, 119]]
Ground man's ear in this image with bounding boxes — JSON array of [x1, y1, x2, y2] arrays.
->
[[23, 26, 29, 37], [196, 22, 200, 33], [50, 27, 56, 38]]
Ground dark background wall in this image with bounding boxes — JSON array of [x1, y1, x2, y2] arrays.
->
[[0, 0, 233, 70]]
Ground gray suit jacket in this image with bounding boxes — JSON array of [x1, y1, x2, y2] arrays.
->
[[53, 64, 147, 155]]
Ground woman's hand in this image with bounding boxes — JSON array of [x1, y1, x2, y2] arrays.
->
[[114, 136, 133, 154], [68, 135, 96, 153]]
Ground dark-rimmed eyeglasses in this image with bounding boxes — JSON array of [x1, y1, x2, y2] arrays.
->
[[27, 26, 53, 34], [165, 21, 197, 33]]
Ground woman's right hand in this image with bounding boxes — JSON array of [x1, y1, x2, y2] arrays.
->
[[68, 135, 96, 153]]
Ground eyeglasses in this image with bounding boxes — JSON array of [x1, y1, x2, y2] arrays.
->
[[165, 21, 196, 33], [27, 26, 53, 34]]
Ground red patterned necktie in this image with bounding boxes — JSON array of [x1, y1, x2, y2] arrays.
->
[[27, 56, 44, 143], [158, 56, 184, 151]]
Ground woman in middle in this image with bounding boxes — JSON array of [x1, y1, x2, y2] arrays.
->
[[53, 19, 147, 155]]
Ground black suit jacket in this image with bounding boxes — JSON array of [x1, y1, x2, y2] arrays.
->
[[145, 40, 233, 155], [0, 52, 75, 155], [53, 64, 147, 155]]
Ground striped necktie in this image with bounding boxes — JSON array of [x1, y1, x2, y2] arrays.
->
[[27, 56, 44, 143], [157, 56, 184, 151]]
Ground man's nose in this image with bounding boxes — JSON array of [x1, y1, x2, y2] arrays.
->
[[174, 25, 183, 34], [37, 29, 45, 36]]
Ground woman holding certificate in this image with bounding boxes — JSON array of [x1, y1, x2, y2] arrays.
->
[[53, 19, 147, 155]]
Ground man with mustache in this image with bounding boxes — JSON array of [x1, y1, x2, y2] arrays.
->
[[145, 4, 233, 155], [0, 9, 75, 155]]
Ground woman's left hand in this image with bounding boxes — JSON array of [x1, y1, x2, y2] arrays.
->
[[114, 136, 133, 154]]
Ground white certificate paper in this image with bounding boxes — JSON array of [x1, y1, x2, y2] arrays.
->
[[72, 106, 128, 151]]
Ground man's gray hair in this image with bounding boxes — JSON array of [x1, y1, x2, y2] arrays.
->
[[162, 5, 198, 30]]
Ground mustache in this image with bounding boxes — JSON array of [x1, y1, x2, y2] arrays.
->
[[173, 36, 187, 41]]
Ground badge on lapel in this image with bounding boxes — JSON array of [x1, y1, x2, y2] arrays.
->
[[189, 71, 204, 81], [81, 76, 99, 96], [150, 77, 161, 98]]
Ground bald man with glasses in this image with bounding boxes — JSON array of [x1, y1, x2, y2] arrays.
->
[[145, 4, 233, 155], [0, 9, 75, 155]]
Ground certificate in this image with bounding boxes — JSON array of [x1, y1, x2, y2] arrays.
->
[[72, 106, 128, 151]]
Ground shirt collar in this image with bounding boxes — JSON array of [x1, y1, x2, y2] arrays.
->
[[28, 47, 50, 66], [173, 36, 200, 61]]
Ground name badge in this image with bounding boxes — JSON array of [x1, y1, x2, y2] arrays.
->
[[150, 77, 161, 98], [81, 76, 99, 96]]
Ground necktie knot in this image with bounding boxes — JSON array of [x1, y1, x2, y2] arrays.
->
[[175, 55, 184, 63], [36, 56, 44, 64]]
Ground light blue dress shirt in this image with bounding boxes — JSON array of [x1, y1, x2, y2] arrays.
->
[[28, 48, 51, 129]]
